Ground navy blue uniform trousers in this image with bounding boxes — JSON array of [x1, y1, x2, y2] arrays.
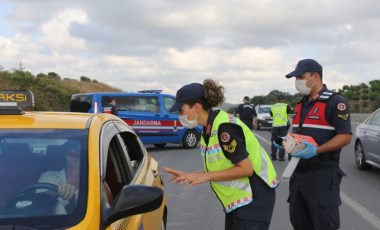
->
[[288, 167, 346, 230], [225, 175, 275, 230]]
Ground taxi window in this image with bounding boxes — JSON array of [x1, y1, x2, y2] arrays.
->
[[104, 135, 134, 203], [119, 131, 144, 174], [0, 129, 88, 228]]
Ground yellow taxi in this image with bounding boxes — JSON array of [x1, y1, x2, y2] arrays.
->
[[0, 90, 167, 229]]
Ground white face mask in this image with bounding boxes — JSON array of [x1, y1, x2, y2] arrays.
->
[[179, 107, 198, 129], [295, 75, 315, 95]]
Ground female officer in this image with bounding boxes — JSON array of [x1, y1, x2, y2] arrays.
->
[[164, 79, 279, 230]]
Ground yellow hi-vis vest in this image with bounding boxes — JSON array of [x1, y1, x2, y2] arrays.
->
[[200, 111, 279, 213], [271, 103, 288, 127]]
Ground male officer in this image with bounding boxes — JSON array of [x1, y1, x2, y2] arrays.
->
[[269, 95, 292, 161], [285, 59, 352, 230], [234, 96, 257, 130]]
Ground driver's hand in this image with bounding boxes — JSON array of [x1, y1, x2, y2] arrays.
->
[[58, 183, 76, 200]]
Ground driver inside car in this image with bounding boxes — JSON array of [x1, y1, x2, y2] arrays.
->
[[37, 148, 80, 214]]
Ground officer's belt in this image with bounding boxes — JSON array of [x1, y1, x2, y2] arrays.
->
[[296, 160, 339, 173]]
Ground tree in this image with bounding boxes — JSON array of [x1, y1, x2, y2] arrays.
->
[[369, 79, 380, 91], [47, 72, 61, 80], [80, 76, 91, 82]]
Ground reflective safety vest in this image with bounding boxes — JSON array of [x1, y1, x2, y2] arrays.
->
[[200, 110, 279, 213], [271, 103, 288, 127]]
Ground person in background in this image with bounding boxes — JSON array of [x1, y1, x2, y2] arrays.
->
[[284, 59, 352, 230], [164, 79, 279, 230], [269, 95, 292, 161], [103, 97, 118, 115], [234, 96, 257, 130]]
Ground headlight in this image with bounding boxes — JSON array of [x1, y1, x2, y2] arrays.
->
[[257, 115, 264, 120]]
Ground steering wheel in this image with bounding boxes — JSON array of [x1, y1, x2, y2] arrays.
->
[[16, 182, 58, 197], [0, 183, 59, 216]]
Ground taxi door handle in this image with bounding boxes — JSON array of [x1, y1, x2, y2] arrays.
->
[[152, 169, 159, 178]]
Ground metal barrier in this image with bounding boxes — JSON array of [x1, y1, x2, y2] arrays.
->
[[351, 113, 371, 124]]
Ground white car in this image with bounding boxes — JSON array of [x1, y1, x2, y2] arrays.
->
[[254, 105, 273, 130]]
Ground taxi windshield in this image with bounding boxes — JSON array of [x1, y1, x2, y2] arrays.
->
[[0, 129, 88, 229]]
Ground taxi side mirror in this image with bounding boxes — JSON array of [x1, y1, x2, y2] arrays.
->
[[104, 184, 163, 226]]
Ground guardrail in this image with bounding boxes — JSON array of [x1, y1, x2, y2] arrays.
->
[[351, 113, 370, 124]]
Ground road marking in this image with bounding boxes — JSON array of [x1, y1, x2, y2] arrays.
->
[[341, 191, 380, 230], [254, 132, 380, 230], [254, 132, 271, 146]]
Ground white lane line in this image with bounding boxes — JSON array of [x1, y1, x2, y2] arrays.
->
[[254, 132, 271, 146], [341, 191, 380, 230], [255, 132, 380, 230]]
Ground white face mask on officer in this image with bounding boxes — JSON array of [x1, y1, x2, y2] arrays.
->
[[179, 106, 198, 129], [295, 74, 315, 95]]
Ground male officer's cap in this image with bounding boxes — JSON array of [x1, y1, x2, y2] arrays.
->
[[286, 59, 322, 78], [169, 83, 204, 112], [277, 95, 284, 100]]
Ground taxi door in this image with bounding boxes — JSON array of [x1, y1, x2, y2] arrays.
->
[[101, 121, 165, 230]]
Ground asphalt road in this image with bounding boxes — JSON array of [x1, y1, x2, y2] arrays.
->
[[148, 124, 380, 230]]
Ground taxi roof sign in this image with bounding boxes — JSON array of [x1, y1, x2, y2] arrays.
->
[[0, 90, 34, 114]]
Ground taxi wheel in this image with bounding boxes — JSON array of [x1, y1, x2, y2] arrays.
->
[[182, 129, 199, 149]]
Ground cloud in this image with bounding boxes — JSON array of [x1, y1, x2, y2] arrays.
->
[[1, 0, 380, 103]]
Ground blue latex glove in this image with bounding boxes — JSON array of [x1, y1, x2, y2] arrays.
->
[[272, 136, 285, 150], [290, 140, 317, 159]]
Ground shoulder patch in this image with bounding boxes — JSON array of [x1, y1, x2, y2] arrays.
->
[[337, 113, 350, 120], [222, 139, 237, 154], [337, 102, 346, 111], [220, 132, 230, 142]]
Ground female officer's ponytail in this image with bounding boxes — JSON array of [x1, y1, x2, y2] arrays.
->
[[202, 79, 225, 109]]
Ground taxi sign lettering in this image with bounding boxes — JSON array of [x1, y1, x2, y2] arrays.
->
[[0, 93, 27, 102], [0, 90, 34, 112]]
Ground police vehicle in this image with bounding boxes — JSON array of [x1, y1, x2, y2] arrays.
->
[[0, 90, 167, 229], [69, 90, 202, 149]]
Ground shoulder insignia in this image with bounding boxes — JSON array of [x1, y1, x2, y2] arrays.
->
[[337, 102, 346, 111], [222, 139, 237, 154], [337, 113, 350, 120], [220, 132, 230, 143], [317, 90, 335, 101]]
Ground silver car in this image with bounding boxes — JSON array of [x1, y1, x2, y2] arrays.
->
[[355, 108, 380, 170]]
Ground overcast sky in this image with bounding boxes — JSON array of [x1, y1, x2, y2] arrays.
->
[[1, 0, 379, 104]]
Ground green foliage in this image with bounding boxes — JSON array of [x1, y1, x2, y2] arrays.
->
[[369, 80, 380, 91], [80, 76, 91, 82], [360, 83, 368, 89], [0, 68, 121, 111]]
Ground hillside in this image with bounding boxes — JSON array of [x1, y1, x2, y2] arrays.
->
[[0, 69, 122, 111], [1, 68, 379, 113]]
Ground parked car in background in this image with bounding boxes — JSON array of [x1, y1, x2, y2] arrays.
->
[[0, 90, 167, 229], [70, 90, 202, 149], [354, 108, 380, 170], [254, 104, 273, 130]]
